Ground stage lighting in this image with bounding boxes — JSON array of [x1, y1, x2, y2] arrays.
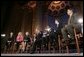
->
[[1, 34, 6, 37], [78, 18, 83, 24], [78, 18, 83, 34]]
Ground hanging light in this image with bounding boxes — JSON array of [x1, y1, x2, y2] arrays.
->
[[53, 1, 61, 4], [48, 1, 67, 12], [28, 1, 36, 8]]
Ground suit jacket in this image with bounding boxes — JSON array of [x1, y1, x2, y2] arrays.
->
[[24, 35, 31, 42], [68, 13, 79, 27]]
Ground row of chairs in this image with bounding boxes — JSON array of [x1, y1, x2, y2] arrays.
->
[[58, 28, 83, 53], [2, 28, 83, 53], [35, 28, 83, 53]]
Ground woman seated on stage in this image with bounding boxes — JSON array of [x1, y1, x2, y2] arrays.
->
[[16, 32, 24, 53]]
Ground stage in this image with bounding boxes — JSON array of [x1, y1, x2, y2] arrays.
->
[[1, 53, 83, 56]]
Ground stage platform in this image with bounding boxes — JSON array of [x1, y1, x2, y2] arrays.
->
[[1, 53, 83, 56]]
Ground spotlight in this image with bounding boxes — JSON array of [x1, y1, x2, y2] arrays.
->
[[78, 18, 83, 24], [1, 34, 6, 37], [78, 18, 83, 34]]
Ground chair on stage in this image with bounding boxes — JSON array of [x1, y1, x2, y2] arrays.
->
[[59, 28, 83, 53], [73, 28, 83, 53], [58, 35, 68, 53], [48, 40, 57, 53]]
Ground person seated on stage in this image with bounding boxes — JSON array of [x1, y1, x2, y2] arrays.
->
[[30, 31, 43, 53], [42, 31, 47, 49], [46, 31, 50, 50], [42, 31, 50, 50], [6, 32, 15, 52], [61, 8, 80, 44], [49, 29, 56, 48], [1, 34, 7, 53], [16, 32, 24, 53], [24, 32, 31, 52], [32, 33, 36, 43]]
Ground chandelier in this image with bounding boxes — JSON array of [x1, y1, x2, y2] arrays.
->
[[27, 1, 36, 8], [48, 1, 67, 12]]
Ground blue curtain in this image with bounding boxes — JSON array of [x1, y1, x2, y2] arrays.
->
[[48, 12, 69, 31]]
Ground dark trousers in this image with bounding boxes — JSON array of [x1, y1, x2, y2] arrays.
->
[[30, 39, 42, 53], [61, 24, 75, 41]]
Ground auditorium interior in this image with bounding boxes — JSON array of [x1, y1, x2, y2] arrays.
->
[[1, 1, 83, 56]]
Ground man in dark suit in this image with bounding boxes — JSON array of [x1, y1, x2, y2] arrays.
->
[[1, 34, 7, 53], [30, 31, 43, 53], [6, 32, 15, 53], [24, 32, 31, 52], [61, 8, 80, 43]]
